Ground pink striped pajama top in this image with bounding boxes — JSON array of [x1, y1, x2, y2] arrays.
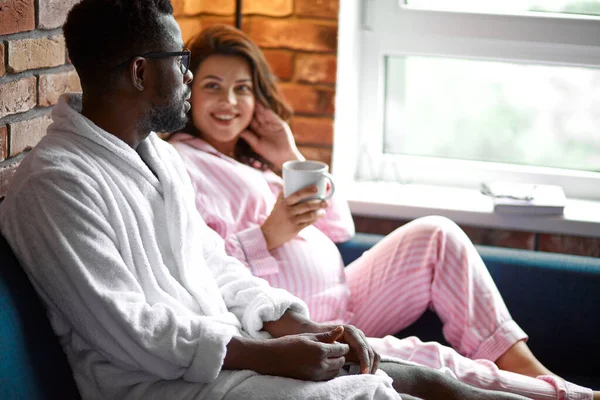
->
[[170, 133, 355, 325]]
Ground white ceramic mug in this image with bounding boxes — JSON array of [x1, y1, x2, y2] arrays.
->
[[282, 160, 335, 201]]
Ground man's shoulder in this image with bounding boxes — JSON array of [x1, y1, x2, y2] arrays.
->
[[21, 138, 94, 175], [6, 139, 101, 202]]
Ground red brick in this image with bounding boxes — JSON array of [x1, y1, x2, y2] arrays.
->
[[184, 0, 234, 16], [538, 234, 600, 257], [243, 0, 293, 16], [8, 36, 66, 73], [178, 18, 203, 45], [0, 153, 23, 199], [243, 18, 338, 52], [291, 116, 333, 145], [280, 83, 335, 116], [353, 216, 409, 236], [295, 53, 337, 84], [177, 16, 235, 46], [39, 70, 82, 107], [38, 0, 80, 29], [172, 0, 185, 17], [295, 0, 339, 19], [0, 0, 35, 35], [352, 218, 537, 251], [263, 49, 294, 81], [297, 145, 332, 166], [0, 43, 4, 78], [0, 77, 37, 119], [9, 114, 52, 157], [0, 126, 7, 162], [461, 226, 535, 250]]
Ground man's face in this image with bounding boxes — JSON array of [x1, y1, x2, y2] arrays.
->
[[146, 15, 193, 133]]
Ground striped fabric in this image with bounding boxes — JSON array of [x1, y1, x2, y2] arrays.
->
[[170, 134, 354, 325], [170, 134, 592, 400]]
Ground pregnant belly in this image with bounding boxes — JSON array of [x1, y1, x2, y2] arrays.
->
[[267, 227, 352, 323]]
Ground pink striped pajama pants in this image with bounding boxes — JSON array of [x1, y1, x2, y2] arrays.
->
[[344, 216, 591, 400]]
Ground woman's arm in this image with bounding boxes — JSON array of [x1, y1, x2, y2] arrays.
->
[[188, 176, 281, 276]]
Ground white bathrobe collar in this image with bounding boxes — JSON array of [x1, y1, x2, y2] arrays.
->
[[50, 93, 163, 191]]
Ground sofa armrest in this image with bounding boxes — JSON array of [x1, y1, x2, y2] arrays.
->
[[0, 233, 80, 399], [336, 233, 600, 390]]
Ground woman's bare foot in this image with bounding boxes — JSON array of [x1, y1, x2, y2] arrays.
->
[[495, 340, 555, 378]]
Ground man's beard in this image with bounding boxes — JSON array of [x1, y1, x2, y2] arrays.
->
[[144, 76, 191, 133], [147, 97, 188, 133]]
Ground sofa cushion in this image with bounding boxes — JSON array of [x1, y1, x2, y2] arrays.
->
[[0, 232, 80, 399], [480, 245, 600, 390]]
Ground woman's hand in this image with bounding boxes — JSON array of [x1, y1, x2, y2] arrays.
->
[[261, 186, 328, 250], [225, 327, 350, 381], [239, 103, 304, 170]]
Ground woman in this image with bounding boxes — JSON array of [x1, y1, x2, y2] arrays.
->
[[169, 24, 597, 400]]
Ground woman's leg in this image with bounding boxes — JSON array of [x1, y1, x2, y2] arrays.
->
[[344, 216, 548, 375]]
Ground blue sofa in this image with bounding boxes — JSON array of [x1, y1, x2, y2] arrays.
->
[[1, 232, 599, 399], [337, 233, 600, 391]]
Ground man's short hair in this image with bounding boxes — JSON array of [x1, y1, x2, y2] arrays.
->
[[63, 0, 174, 93]]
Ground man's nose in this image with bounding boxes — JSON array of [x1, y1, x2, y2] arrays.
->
[[184, 68, 193, 85]]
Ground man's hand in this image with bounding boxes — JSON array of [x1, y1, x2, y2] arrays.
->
[[261, 187, 328, 250], [224, 327, 350, 381], [239, 103, 304, 170], [260, 310, 381, 376], [326, 324, 381, 375], [262, 327, 349, 381]]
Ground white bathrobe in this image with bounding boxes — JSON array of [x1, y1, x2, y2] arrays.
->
[[0, 94, 399, 400]]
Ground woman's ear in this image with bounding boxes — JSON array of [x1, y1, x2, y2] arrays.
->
[[130, 57, 147, 91]]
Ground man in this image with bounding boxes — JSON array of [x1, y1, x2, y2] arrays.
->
[[0, 1, 588, 399]]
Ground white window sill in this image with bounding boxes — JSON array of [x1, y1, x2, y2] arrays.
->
[[346, 181, 600, 239]]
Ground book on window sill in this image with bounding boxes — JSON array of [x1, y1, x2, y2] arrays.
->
[[481, 182, 566, 216]]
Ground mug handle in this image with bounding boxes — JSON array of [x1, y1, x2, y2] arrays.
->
[[322, 172, 336, 200]]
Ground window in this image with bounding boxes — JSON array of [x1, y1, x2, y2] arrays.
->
[[334, 0, 600, 200], [384, 56, 600, 173], [406, 0, 600, 16]]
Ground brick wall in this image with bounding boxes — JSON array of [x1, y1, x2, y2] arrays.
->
[[0, 0, 81, 197], [173, 0, 338, 166], [0, 0, 597, 256], [353, 216, 600, 257]]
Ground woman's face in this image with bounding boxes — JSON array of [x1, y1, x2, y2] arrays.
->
[[190, 54, 255, 149]]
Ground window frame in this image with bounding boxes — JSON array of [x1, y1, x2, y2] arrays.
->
[[333, 0, 600, 201]]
